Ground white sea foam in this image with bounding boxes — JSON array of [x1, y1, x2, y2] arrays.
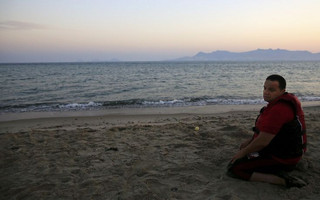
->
[[142, 99, 184, 106], [300, 96, 320, 101], [206, 98, 266, 105], [59, 102, 102, 109]]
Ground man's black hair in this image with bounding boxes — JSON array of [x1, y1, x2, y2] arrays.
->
[[266, 74, 286, 90]]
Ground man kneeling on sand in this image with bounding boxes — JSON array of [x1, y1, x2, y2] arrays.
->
[[227, 74, 307, 188]]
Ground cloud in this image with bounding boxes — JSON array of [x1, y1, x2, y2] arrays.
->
[[0, 20, 47, 30]]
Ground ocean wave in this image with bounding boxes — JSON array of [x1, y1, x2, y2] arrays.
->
[[142, 99, 185, 106], [299, 96, 320, 101], [0, 102, 103, 113], [141, 98, 266, 106], [1, 96, 320, 113], [58, 101, 103, 109]]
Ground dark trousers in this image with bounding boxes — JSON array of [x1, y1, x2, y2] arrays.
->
[[227, 156, 296, 180]]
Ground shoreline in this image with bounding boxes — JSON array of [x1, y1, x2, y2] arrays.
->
[[0, 104, 262, 122], [0, 104, 263, 133], [1, 100, 319, 123], [1, 102, 319, 134]]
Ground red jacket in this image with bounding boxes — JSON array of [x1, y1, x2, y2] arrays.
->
[[253, 93, 307, 164]]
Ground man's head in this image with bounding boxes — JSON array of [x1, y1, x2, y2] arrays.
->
[[263, 74, 286, 102]]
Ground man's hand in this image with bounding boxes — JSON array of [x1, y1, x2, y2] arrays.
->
[[231, 149, 246, 164], [231, 132, 275, 164]]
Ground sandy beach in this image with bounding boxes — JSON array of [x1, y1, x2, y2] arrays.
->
[[1, 103, 320, 199]]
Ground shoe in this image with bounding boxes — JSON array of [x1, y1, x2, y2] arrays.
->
[[277, 171, 307, 188], [285, 176, 307, 188]]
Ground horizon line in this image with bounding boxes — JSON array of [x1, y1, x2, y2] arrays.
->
[[1, 48, 320, 64]]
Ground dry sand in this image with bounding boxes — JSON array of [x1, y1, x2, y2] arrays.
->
[[0, 104, 319, 199]]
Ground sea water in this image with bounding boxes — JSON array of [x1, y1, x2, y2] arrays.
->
[[0, 61, 319, 113]]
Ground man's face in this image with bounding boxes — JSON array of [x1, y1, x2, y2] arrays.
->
[[263, 80, 285, 102]]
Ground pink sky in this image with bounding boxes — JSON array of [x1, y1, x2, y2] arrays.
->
[[1, 0, 320, 62]]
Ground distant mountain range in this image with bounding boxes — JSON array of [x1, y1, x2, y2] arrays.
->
[[175, 49, 320, 61]]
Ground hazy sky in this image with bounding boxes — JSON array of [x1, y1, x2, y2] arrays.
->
[[1, 0, 320, 62]]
